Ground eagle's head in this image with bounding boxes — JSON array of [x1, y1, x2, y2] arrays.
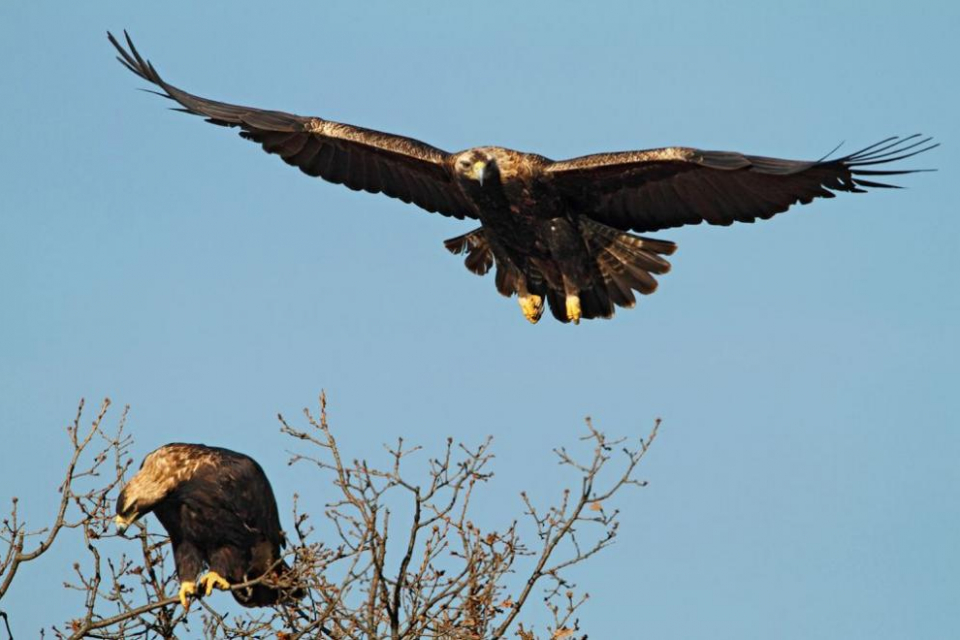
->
[[114, 485, 141, 535], [453, 148, 501, 188], [115, 444, 196, 535]]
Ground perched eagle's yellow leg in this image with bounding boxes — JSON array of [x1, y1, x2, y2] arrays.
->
[[516, 277, 543, 324], [199, 571, 231, 596], [178, 580, 197, 608]]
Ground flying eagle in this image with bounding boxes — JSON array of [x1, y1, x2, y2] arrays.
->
[[115, 443, 301, 608], [109, 32, 936, 324]]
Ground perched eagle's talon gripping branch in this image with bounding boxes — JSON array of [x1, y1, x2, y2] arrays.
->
[[199, 571, 232, 596], [178, 581, 197, 609]]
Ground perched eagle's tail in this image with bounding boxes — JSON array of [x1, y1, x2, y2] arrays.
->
[[234, 559, 306, 608], [580, 218, 676, 313]]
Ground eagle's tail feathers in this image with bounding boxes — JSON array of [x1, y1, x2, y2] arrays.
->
[[579, 287, 615, 320], [545, 289, 570, 323], [602, 262, 638, 309], [444, 228, 494, 276], [494, 258, 519, 297], [233, 560, 306, 608], [444, 227, 521, 299], [582, 219, 675, 308]]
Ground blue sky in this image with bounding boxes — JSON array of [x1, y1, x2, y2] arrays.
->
[[1, 1, 957, 637]]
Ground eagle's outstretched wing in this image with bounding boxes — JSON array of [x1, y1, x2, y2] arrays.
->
[[546, 137, 937, 233], [109, 32, 475, 220]]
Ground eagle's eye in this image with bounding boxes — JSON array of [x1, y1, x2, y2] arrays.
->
[[117, 496, 137, 518]]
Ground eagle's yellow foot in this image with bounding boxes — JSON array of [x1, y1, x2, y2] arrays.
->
[[518, 293, 544, 324], [178, 580, 197, 609], [199, 571, 231, 596], [566, 294, 581, 325]]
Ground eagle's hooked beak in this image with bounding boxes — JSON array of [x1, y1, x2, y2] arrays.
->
[[115, 514, 135, 535], [471, 160, 488, 187]]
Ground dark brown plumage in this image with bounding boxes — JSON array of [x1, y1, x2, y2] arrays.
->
[[115, 443, 302, 608], [109, 31, 936, 324]]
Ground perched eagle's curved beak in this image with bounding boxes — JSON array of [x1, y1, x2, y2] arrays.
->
[[471, 160, 488, 187], [115, 514, 135, 535]]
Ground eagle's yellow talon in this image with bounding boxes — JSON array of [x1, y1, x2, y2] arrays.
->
[[178, 580, 197, 609], [518, 294, 543, 324], [199, 571, 231, 596], [566, 295, 581, 325]]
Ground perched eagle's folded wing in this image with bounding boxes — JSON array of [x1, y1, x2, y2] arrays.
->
[[545, 137, 937, 233], [109, 32, 475, 220], [227, 455, 285, 548]]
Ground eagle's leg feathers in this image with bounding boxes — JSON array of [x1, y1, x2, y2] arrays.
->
[[199, 571, 232, 596], [171, 539, 204, 608], [179, 580, 198, 609], [516, 276, 544, 324]]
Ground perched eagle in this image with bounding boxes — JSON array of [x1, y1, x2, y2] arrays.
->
[[109, 32, 936, 324], [115, 443, 301, 609]]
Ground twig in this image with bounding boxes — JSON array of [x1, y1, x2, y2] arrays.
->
[[1, 609, 12, 640]]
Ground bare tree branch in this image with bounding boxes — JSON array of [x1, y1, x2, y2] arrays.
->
[[0, 399, 114, 600], [2, 396, 660, 639]]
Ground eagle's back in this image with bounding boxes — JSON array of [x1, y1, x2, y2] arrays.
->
[[154, 444, 284, 555]]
